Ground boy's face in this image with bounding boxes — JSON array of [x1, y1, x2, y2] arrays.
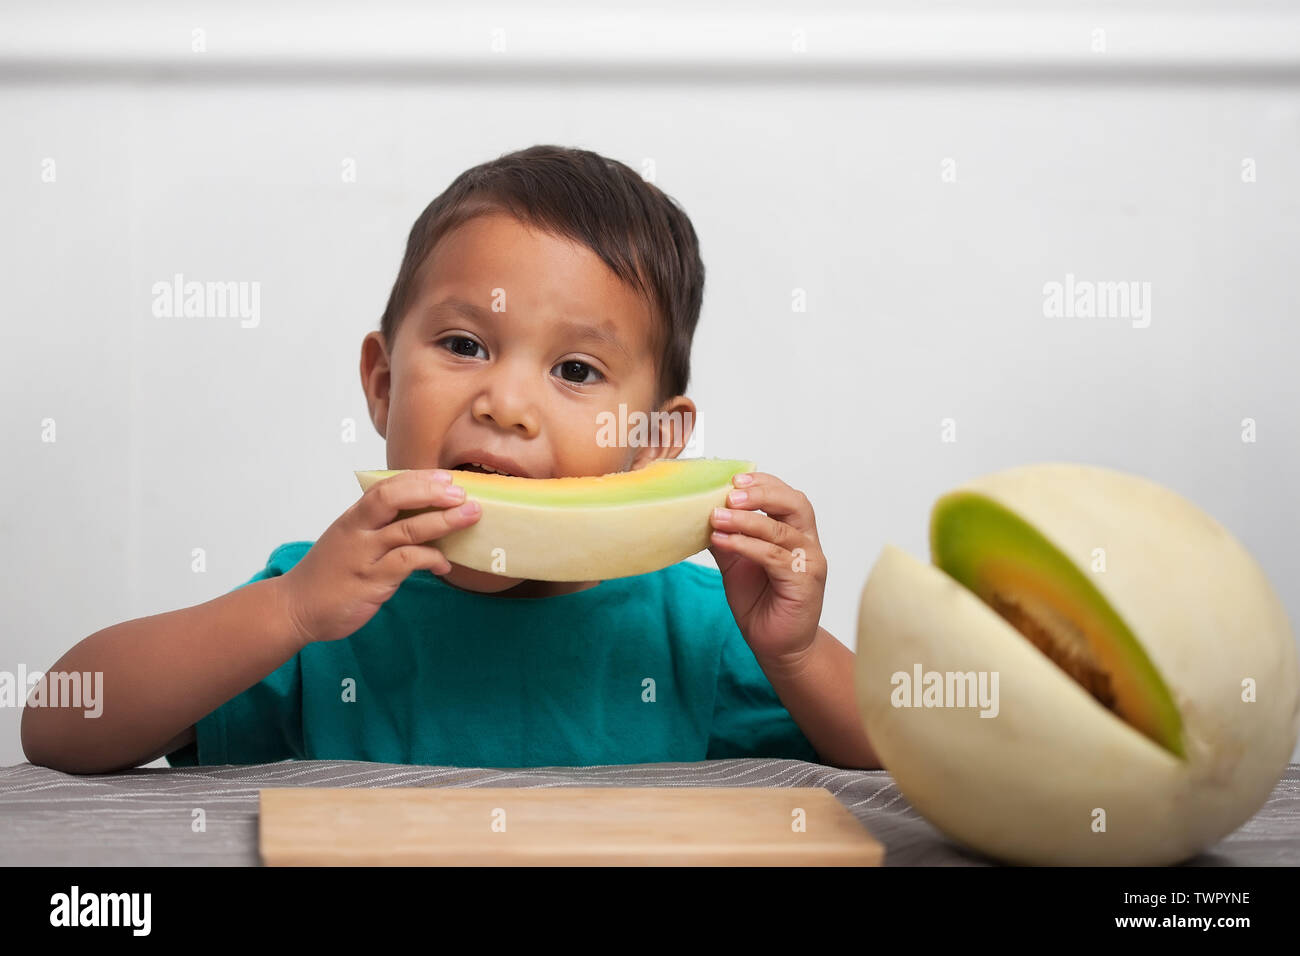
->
[[360, 210, 696, 596]]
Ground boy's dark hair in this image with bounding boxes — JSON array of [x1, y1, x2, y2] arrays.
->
[[378, 144, 704, 407]]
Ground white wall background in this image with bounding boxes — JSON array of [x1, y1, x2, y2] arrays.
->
[[2, 0, 1298, 767]]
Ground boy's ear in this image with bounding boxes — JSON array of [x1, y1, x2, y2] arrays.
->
[[359, 331, 391, 438], [631, 395, 696, 469]]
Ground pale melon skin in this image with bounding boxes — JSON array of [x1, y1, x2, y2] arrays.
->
[[356, 460, 754, 582], [856, 463, 1300, 865], [422, 484, 738, 581]]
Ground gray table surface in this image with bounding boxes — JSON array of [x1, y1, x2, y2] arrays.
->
[[2, 759, 1296, 866]]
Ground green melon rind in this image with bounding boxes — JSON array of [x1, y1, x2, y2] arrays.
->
[[930, 490, 1187, 759], [355, 457, 753, 507]]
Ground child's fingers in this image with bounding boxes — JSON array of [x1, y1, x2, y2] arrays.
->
[[711, 512, 827, 583], [376, 500, 481, 553], [356, 470, 463, 529], [711, 506, 806, 553], [709, 530, 799, 582], [721, 474, 818, 537], [373, 544, 454, 580]]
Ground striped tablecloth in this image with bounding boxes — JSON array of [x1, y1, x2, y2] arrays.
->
[[2, 759, 1296, 866]]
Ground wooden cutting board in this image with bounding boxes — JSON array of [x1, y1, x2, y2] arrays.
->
[[259, 786, 884, 866]]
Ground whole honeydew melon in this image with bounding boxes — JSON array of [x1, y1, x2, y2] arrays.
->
[[355, 457, 754, 582], [855, 462, 1300, 865]]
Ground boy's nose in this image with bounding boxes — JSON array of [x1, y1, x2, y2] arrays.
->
[[471, 383, 539, 437]]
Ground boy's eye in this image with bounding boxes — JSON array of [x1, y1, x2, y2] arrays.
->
[[441, 336, 485, 359], [554, 360, 604, 386], [440, 337, 604, 386]]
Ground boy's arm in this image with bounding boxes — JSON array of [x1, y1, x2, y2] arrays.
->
[[137, 724, 196, 765], [756, 626, 881, 770], [20, 576, 307, 774]]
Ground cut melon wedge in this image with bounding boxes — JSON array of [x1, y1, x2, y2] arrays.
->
[[355, 457, 754, 581], [855, 463, 1300, 865]]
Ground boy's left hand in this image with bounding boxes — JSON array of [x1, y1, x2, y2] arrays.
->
[[707, 471, 827, 665]]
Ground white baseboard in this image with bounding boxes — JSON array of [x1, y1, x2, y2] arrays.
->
[[2, 1, 1298, 80]]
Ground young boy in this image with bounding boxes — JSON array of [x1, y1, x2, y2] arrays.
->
[[21, 145, 879, 774]]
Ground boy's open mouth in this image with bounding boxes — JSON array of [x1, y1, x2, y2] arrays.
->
[[440, 450, 542, 479], [454, 462, 514, 476]]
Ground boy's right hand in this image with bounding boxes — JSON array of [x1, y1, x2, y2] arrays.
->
[[279, 469, 480, 645]]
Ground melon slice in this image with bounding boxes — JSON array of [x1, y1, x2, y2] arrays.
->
[[854, 463, 1300, 865], [355, 457, 754, 581]]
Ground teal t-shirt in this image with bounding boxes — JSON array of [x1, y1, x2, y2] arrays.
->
[[165, 542, 819, 769]]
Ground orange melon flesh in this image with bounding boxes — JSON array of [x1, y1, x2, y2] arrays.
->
[[355, 457, 755, 582]]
